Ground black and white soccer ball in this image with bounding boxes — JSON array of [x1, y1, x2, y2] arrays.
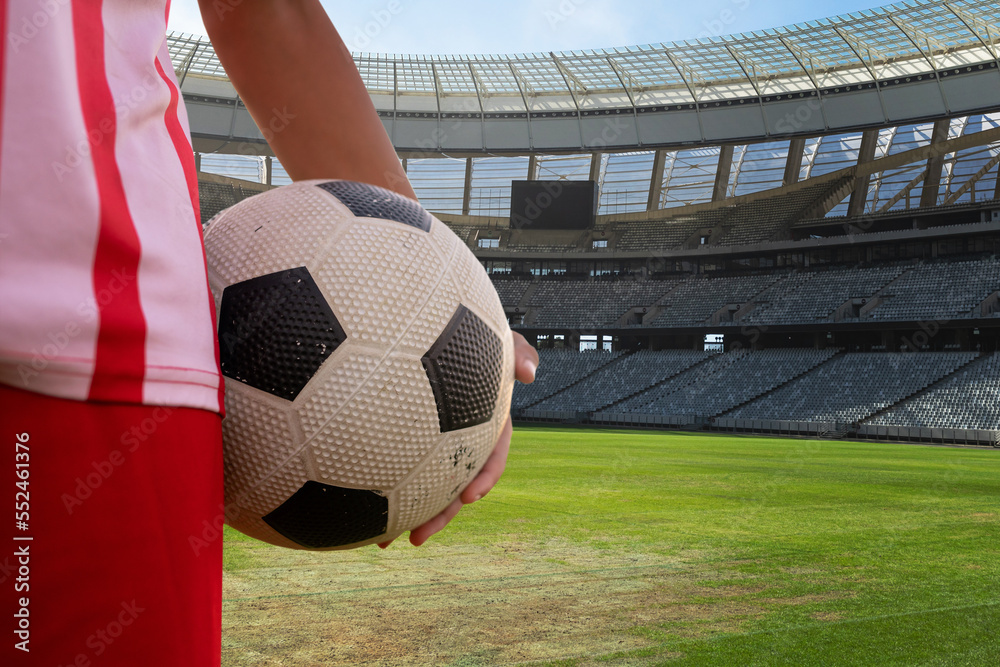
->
[[203, 180, 514, 550]]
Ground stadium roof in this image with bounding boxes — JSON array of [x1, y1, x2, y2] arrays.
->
[[176, 0, 1000, 220], [171, 0, 999, 107]]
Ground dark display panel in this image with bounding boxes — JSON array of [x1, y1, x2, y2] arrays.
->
[[509, 180, 598, 230]]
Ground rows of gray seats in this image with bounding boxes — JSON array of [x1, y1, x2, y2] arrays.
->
[[199, 181, 241, 223], [491, 279, 533, 307], [511, 349, 624, 410], [531, 350, 710, 413], [866, 352, 1000, 429], [866, 258, 1000, 321], [615, 351, 746, 413], [529, 280, 678, 328], [619, 349, 839, 416], [650, 274, 780, 327], [615, 218, 700, 252], [724, 272, 815, 325], [744, 265, 907, 325], [715, 177, 851, 247], [727, 352, 977, 423], [494, 257, 1000, 330], [615, 209, 729, 252], [505, 243, 579, 252], [442, 224, 477, 243]]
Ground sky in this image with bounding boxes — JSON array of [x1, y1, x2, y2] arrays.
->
[[167, 0, 897, 55]]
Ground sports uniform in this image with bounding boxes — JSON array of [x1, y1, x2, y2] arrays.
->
[[0, 1, 224, 664]]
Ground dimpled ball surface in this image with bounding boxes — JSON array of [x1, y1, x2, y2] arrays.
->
[[203, 180, 514, 550]]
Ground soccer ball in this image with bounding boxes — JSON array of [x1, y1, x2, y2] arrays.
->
[[203, 180, 514, 550]]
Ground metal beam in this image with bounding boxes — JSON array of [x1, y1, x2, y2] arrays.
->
[[888, 15, 951, 113], [947, 2, 1000, 71], [262, 155, 272, 186], [848, 129, 880, 218], [783, 136, 807, 187], [175, 40, 201, 89], [713, 145, 735, 202], [663, 51, 706, 139], [833, 26, 890, 123], [995, 159, 1000, 201], [943, 153, 1000, 206], [606, 56, 641, 107], [550, 53, 589, 95], [879, 169, 928, 213], [724, 44, 764, 97], [920, 119, 952, 208], [647, 149, 668, 211], [779, 38, 828, 128], [462, 157, 473, 215], [856, 125, 1000, 180], [589, 152, 604, 183]]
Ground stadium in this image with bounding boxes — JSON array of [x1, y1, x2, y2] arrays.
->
[[172, 1, 1000, 663]]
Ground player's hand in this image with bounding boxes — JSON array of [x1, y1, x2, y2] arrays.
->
[[379, 332, 538, 548]]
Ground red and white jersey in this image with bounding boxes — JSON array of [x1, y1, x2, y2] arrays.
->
[[0, 0, 223, 412]]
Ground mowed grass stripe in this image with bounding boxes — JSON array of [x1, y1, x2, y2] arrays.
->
[[221, 427, 1000, 666]]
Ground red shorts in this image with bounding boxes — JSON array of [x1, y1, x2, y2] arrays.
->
[[0, 385, 223, 666]]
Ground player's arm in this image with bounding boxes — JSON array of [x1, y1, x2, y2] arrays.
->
[[197, 0, 415, 199], [198, 0, 540, 546]]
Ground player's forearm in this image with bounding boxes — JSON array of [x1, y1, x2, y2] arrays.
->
[[198, 0, 415, 199]]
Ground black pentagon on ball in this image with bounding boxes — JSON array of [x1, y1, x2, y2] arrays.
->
[[422, 305, 504, 433], [316, 180, 432, 232], [218, 267, 346, 401], [263, 481, 388, 549]]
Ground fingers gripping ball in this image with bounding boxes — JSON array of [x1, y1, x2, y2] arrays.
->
[[203, 180, 514, 550]]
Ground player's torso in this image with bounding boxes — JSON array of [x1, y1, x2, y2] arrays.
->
[[0, 0, 222, 412]]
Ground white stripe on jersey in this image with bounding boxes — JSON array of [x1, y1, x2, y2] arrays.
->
[[0, 0, 222, 412]]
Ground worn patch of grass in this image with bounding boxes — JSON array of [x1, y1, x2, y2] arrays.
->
[[222, 427, 1000, 665]]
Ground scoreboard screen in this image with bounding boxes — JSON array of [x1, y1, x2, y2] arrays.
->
[[509, 180, 598, 230]]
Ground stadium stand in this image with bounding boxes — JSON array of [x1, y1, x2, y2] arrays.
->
[[505, 242, 581, 253], [491, 278, 534, 308], [715, 177, 853, 247], [615, 210, 728, 251], [612, 351, 747, 413], [865, 352, 1000, 430], [742, 264, 908, 325], [180, 0, 1000, 444], [865, 258, 1000, 322], [198, 175, 269, 224], [504, 257, 1000, 331], [511, 349, 624, 410], [614, 349, 839, 416], [649, 274, 781, 327], [443, 225, 478, 243], [531, 350, 710, 413], [725, 352, 978, 423], [528, 280, 679, 328], [198, 181, 242, 223]]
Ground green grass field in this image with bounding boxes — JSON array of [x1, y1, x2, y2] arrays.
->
[[221, 427, 1000, 666]]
